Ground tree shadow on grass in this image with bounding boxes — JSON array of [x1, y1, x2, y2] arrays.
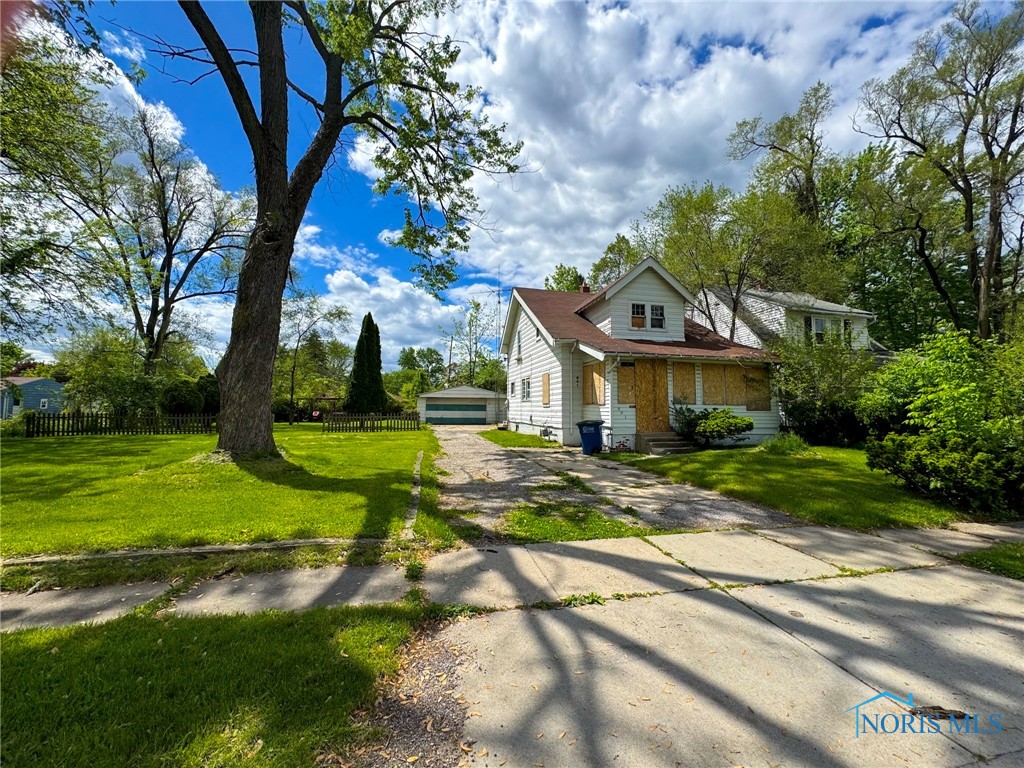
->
[[0, 605, 423, 768]]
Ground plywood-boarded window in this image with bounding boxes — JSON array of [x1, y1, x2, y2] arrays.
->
[[541, 372, 551, 406], [617, 363, 635, 404], [725, 366, 747, 406], [744, 367, 771, 411], [672, 362, 696, 404], [583, 362, 605, 405], [702, 363, 771, 410], [701, 363, 726, 405]]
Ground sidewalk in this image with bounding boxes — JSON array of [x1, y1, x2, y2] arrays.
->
[[2, 521, 1019, 630]]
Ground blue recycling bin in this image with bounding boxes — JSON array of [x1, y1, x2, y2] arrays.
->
[[576, 420, 605, 455]]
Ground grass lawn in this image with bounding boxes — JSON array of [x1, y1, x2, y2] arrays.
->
[[956, 542, 1024, 580], [0, 605, 425, 767], [479, 429, 561, 449], [502, 501, 657, 542], [605, 446, 958, 530], [1, 425, 432, 557]]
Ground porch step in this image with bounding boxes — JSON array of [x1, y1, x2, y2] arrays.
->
[[636, 432, 696, 455]]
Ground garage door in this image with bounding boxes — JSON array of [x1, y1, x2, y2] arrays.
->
[[425, 402, 487, 424]]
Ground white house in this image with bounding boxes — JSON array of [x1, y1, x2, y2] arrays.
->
[[693, 285, 888, 354], [499, 258, 780, 451]]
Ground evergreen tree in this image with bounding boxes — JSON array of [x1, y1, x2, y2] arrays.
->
[[344, 312, 386, 413]]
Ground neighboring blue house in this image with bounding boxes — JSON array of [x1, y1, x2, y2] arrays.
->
[[0, 377, 65, 420]]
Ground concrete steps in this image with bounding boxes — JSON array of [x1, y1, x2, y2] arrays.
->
[[636, 432, 696, 455]]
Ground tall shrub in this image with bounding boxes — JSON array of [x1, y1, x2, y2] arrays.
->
[[861, 332, 1024, 516]]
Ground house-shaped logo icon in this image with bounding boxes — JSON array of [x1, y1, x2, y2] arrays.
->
[[846, 692, 914, 738]]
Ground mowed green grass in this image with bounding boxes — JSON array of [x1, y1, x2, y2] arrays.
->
[[1, 425, 432, 556], [0, 606, 423, 768], [479, 428, 561, 448], [956, 542, 1024, 581], [605, 446, 959, 530]]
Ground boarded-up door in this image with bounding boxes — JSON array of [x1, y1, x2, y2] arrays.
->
[[635, 359, 669, 432]]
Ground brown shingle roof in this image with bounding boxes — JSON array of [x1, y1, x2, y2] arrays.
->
[[515, 288, 773, 361]]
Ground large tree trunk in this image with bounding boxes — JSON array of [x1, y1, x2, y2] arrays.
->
[[216, 219, 295, 455]]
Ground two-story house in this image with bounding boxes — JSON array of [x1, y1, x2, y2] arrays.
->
[[694, 286, 888, 354], [499, 258, 780, 451]]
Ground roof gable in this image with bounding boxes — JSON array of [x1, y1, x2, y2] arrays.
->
[[577, 257, 697, 312]]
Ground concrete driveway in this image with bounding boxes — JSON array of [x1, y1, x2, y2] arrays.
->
[[432, 426, 791, 534]]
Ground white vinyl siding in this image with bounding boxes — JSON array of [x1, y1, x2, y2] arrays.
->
[[506, 304, 566, 443], [587, 270, 687, 342]]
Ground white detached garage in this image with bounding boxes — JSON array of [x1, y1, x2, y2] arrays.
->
[[417, 386, 506, 425]]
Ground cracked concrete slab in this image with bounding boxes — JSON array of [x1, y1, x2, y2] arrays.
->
[[174, 566, 408, 616], [423, 546, 555, 608], [1, 582, 167, 631], [756, 526, 943, 571], [442, 588, 974, 767], [525, 537, 707, 598], [731, 567, 1024, 759], [432, 427, 794, 536], [951, 522, 1024, 543], [875, 527, 994, 555], [651, 529, 843, 584]]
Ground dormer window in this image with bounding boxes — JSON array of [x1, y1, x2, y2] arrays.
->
[[631, 303, 646, 329], [651, 305, 665, 329]]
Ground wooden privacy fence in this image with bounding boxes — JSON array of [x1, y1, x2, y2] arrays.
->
[[322, 412, 421, 433], [24, 412, 216, 437]]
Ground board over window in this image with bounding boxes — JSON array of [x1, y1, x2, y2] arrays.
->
[[631, 303, 646, 329], [701, 363, 770, 409], [583, 362, 605, 405], [672, 362, 696, 404], [541, 372, 551, 406], [617, 362, 635, 404]]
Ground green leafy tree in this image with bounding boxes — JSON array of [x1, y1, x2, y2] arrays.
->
[[56, 325, 206, 414], [544, 263, 585, 292], [138, 0, 522, 454], [635, 182, 817, 339], [590, 233, 640, 289], [0, 29, 109, 335], [0, 342, 28, 377], [278, 290, 350, 423], [344, 312, 386, 413], [397, 346, 419, 370], [771, 331, 877, 445], [859, 0, 1024, 338], [414, 347, 446, 387]]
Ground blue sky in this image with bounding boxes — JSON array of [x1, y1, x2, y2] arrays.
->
[[83, 0, 956, 367]]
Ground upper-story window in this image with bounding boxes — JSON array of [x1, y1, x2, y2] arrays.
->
[[650, 305, 665, 330], [516, 331, 522, 358], [805, 315, 841, 344], [631, 303, 646, 329]]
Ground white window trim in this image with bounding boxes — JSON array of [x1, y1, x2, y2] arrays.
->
[[631, 303, 646, 329], [650, 304, 666, 330], [522, 377, 531, 401], [38, 398, 49, 410]]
